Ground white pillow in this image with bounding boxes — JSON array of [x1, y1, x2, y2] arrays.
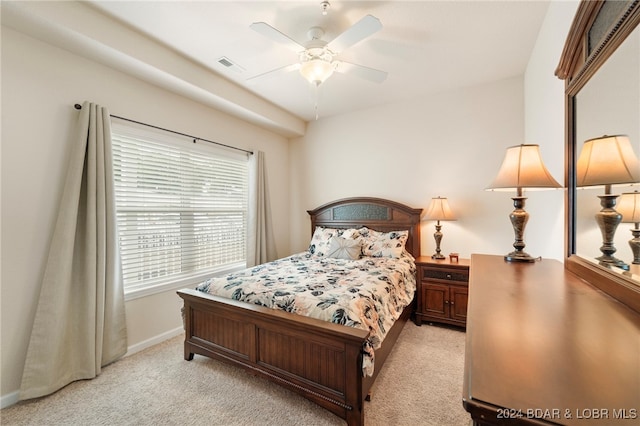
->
[[326, 236, 362, 260], [362, 229, 408, 258], [309, 227, 338, 256], [309, 227, 361, 256]]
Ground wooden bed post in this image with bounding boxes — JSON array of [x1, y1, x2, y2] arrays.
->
[[345, 342, 365, 426]]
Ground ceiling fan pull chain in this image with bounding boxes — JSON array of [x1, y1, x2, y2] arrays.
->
[[314, 82, 320, 120]]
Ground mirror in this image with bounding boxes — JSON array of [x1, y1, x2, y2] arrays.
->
[[559, 0, 640, 312], [575, 25, 640, 280]]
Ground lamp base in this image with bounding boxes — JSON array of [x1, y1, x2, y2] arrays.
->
[[504, 251, 536, 263], [504, 195, 535, 263], [629, 227, 640, 265], [594, 194, 629, 271], [431, 222, 446, 261], [597, 256, 630, 271]]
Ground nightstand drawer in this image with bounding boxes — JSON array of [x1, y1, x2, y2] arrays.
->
[[421, 267, 468, 283]]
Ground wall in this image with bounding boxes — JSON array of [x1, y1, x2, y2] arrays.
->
[[290, 76, 533, 259], [289, 0, 580, 278], [0, 28, 291, 405], [524, 0, 580, 261]]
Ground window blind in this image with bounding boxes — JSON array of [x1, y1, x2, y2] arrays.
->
[[111, 124, 248, 295]]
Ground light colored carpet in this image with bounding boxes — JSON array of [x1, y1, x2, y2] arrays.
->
[[2, 322, 469, 425]]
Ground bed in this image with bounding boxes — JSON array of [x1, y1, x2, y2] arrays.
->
[[177, 197, 422, 425]]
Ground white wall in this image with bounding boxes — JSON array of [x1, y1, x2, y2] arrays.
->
[[524, 1, 579, 259], [290, 76, 533, 259], [0, 28, 291, 404], [524, 0, 580, 261], [289, 0, 580, 275]]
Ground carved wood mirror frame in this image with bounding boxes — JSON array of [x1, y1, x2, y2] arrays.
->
[[556, 0, 640, 313]]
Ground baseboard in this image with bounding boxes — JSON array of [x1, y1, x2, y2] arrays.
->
[[1, 391, 20, 409], [1, 327, 185, 409], [124, 326, 184, 357]]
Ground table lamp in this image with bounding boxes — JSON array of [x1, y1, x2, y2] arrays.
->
[[577, 135, 640, 271], [616, 190, 640, 265], [486, 144, 561, 262], [424, 196, 456, 259]]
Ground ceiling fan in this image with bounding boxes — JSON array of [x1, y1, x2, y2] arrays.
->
[[248, 12, 388, 86]]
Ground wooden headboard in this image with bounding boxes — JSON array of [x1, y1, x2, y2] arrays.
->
[[307, 197, 423, 258]]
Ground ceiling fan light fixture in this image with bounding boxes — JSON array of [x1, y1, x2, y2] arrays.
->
[[250, 12, 386, 102], [300, 58, 335, 85]]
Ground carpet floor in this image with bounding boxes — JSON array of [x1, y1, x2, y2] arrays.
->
[[2, 322, 469, 426]]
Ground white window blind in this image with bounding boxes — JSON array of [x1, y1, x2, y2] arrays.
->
[[111, 123, 249, 298]]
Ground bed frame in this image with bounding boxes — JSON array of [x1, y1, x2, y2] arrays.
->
[[177, 197, 422, 425]]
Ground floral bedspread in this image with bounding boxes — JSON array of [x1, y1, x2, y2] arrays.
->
[[195, 251, 416, 376]]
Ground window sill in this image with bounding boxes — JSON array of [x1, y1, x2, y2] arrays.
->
[[123, 262, 246, 301]]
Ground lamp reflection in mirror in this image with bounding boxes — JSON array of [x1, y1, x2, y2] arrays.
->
[[486, 144, 561, 262], [617, 190, 640, 264], [424, 196, 456, 260], [577, 135, 640, 271]]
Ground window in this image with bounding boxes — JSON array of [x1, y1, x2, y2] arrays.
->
[[111, 122, 249, 299]]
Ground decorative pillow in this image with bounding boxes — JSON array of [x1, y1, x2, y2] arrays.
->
[[362, 229, 408, 258], [308, 227, 336, 256], [308, 227, 361, 256], [326, 236, 362, 260], [354, 226, 372, 241], [340, 228, 361, 240]]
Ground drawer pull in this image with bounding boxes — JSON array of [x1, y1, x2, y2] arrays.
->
[[446, 274, 452, 279]]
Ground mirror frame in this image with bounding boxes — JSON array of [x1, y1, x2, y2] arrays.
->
[[556, 0, 640, 313]]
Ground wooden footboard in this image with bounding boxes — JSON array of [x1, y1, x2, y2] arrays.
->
[[178, 288, 371, 425], [177, 197, 422, 425]]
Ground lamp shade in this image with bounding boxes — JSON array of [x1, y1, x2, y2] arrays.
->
[[424, 196, 456, 221], [486, 144, 561, 190], [618, 191, 640, 223], [576, 135, 640, 187], [299, 58, 335, 85]]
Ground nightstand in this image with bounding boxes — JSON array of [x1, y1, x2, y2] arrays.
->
[[414, 256, 470, 328]]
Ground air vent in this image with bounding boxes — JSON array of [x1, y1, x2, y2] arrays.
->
[[217, 56, 245, 74], [218, 57, 233, 67]]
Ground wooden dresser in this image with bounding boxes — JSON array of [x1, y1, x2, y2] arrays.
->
[[463, 254, 640, 425]]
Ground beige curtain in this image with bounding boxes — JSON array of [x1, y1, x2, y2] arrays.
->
[[247, 151, 277, 267], [19, 102, 127, 400]]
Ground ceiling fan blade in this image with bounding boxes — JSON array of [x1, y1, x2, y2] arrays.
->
[[334, 61, 388, 83], [327, 15, 382, 53], [250, 22, 305, 53], [246, 63, 301, 83]]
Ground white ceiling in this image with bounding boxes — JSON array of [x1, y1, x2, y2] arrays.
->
[[86, 0, 551, 123]]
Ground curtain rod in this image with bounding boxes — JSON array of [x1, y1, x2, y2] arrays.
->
[[74, 104, 253, 155]]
